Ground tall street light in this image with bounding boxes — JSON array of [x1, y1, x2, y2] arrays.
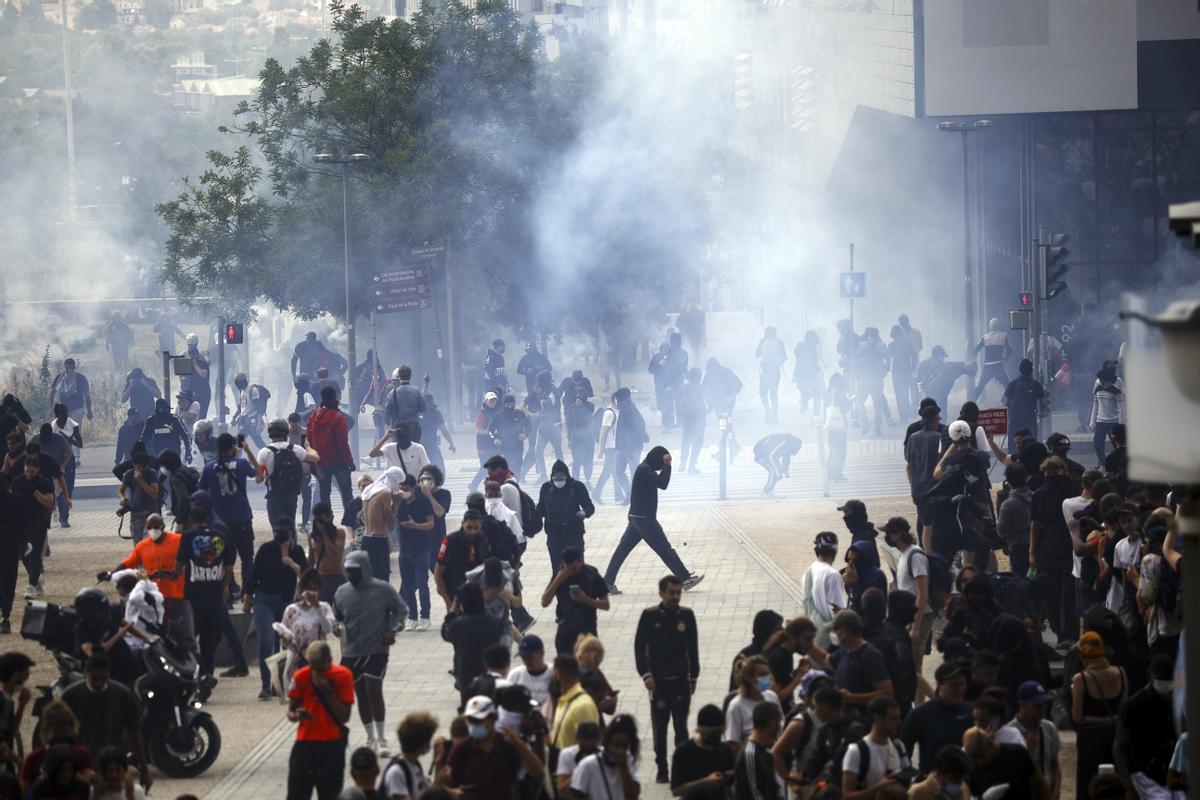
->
[[938, 119, 991, 358], [313, 152, 370, 464]]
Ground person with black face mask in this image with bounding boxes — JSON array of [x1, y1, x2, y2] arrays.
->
[[231, 372, 271, 450], [243, 527, 308, 699], [602, 447, 702, 594], [139, 398, 190, 462], [369, 421, 430, 476], [670, 704, 735, 800], [537, 460, 595, 572]]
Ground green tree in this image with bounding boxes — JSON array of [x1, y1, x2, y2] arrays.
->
[[157, 0, 588, 324], [76, 0, 118, 30]]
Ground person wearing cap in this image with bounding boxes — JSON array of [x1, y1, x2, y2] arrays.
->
[[668, 704, 734, 800], [897, 662, 971, 776], [382, 365, 428, 442], [799, 532, 845, 649], [634, 575, 700, 782], [881, 517, 934, 667], [258, 418, 320, 533], [554, 720, 603, 797], [451, 695, 547, 800], [139, 397, 190, 463], [905, 403, 943, 544], [507, 635, 552, 706], [1045, 432, 1085, 480], [829, 610, 893, 718], [997, 681, 1061, 798], [286, 640, 355, 800], [961, 725, 1045, 800], [334, 550, 407, 756], [174, 388, 201, 435], [537, 460, 595, 573]]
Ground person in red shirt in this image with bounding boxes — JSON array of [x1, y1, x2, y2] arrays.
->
[[287, 640, 354, 800], [97, 513, 192, 646], [306, 387, 355, 513]]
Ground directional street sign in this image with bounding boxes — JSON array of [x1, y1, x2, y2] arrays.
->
[[839, 271, 866, 298], [371, 266, 432, 313]]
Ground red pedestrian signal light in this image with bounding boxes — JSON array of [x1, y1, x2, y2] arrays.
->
[[224, 322, 244, 344], [1018, 292, 1033, 309]]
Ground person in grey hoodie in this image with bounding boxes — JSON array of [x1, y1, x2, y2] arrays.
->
[[334, 550, 407, 756], [997, 463, 1034, 578]]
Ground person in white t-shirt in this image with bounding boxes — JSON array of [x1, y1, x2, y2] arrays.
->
[[724, 655, 782, 749], [174, 389, 201, 434], [484, 480, 525, 544], [382, 711, 438, 800], [1106, 505, 1143, 614], [507, 635, 553, 707], [570, 716, 640, 800], [884, 517, 933, 670], [840, 696, 909, 798], [554, 720, 602, 796], [370, 422, 430, 477], [256, 418, 320, 532], [800, 531, 846, 648], [1062, 470, 1101, 588]]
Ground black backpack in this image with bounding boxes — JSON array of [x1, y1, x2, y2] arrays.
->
[[830, 737, 906, 790], [506, 479, 543, 537], [904, 546, 952, 608], [268, 443, 304, 497]]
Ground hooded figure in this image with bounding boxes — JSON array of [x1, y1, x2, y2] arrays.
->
[[988, 613, 1040, 695], [333, 550, 406, 661], [845, 539, 887, 613], [536, 460, 595, 572], [140, 398, 190, 462], [602, 446, 701, 593], [441, 582, 505, 708]]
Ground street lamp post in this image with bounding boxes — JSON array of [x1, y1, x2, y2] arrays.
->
[[938, 119, 991, 358], [314, 152, 370, 465]]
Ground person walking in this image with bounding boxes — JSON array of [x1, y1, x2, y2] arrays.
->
[[676, 368, 706, 474], [855, 327, 894, 437], [593, 392, 629, 505], [335, 550, 406, 756], [1002, 360, 1047, 452], [537, 460, 595, 572], [383, 366, 428, 443], [244, 527, 308, 700], [1089, 364, 1125, 467], [602, 447, 702, 595], [792, 331, 824, 416], [540, 546, 610, 656], [286, 640, 355, 800], [754, 327, 787, 425], [307, 387, 355, 512], [199, 433, 260, 594], [259, 419, 320, 533], [635, 575, 700, 783], [973, 318, 1012, 401], [48, 359, 93, 436]]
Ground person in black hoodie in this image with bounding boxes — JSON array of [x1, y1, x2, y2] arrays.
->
[[601, 446, 703, 595], [564, 389, 596, 484], [537, 460, 595, 572]]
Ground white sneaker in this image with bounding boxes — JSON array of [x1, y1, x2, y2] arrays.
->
[[365, 737, 378, 753], [376, 738, 391, 758], [22, 586, 37, 599], [418, 619, 431, 632]]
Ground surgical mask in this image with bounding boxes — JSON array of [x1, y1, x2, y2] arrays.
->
[[467, 722, 488, 740], [941, 783, 962, 797], [147, 527, 164, 542], [755, 676, 772, 693], [1153, 679, 1173, 696], [552, 478, 567, 489], [497, 708, 525, 731]]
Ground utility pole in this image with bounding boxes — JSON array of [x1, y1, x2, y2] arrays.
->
[[937, 119, 992, 357], [218, 320, 227, 432], [314, 152, 370, 465], [848, 243, 854, 334], [59, 0, 77, 221]]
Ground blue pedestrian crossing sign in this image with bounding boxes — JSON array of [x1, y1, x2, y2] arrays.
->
[[840, 272, 866, 298]]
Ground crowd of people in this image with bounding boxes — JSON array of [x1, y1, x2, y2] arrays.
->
[[0, 299, 1184, 800]]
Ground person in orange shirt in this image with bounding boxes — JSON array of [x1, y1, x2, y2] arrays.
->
[[97, 513, 192, 646], [287, 640, 354, 800]]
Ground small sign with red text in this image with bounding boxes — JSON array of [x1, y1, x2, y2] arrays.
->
[[978, 407, 1008, 436]]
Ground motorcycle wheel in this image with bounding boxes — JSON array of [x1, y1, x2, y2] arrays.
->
[[149, 715, 221, 778]]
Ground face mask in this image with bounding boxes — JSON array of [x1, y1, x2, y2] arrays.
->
[[147, 527, 164, 542], [701, 732, 722, 747], [552, 478, 567, 489], [235, 381, 248, 391], [399, 491, 414, 502], [420, 477, 434, 490], [497, 708, 525, 730], [829, 632, 841, 647], [346, 568, 364, 586], [467, 722, 488, 740], [1153, 679, 1173, 696], [275, 530, 292, 545], [395, 435, 412, 448], [941, 783, 962, 798], [755, 675, 772, 693]]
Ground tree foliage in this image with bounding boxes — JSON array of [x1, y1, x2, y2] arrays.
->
[[158, 0, 590, 324]]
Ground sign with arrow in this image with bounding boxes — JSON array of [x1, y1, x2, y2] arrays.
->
[[371, 266, 432, 313]]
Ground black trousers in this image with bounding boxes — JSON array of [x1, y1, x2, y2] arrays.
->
[[287, 737, 347, 800], [194, 606, 222, 677], [603, 517, 688, 585], [546, 531, 585, 574], [226, 520, 256, 590], [1043, 562, 1078, 642], [650, 677, 691, 772], [555, 622, 596, 657], [22, 528, 46, 588], [0, 554, 17, 620]]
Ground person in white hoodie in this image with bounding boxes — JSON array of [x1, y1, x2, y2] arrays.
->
[[484, 480, 524, 546], [112, 569, 164, 653], [799, 532, 846, 649]]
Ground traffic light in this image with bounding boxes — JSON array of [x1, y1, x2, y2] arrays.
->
[[224, 322, 244, 344], [1018, 291, 1033, 309], [1042, 233, 1071, 300]]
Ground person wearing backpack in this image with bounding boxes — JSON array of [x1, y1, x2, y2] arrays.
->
[[882, 517, 945, 672], [198, 433, 260, 596], [380, 711, 438, 800], [156, 449, 199, 530], [838, 696, 911, 799], [1002, 360, 1047, 454], [258, 418, 321, 534]]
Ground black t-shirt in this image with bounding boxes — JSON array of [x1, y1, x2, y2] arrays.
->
[[671, 739, 735, 790], [430, 488, 452, 541], [555, 564, 608, 632], [1118, 687, 1175, 782], [247, 540, 308, 599], [177, 526, 235, 609], [765, 646, 796, 711], [11, 474, 53, 531], [967, 744, 1039, 800], [396, 495, 435, 552], [1004, 376, 1045, 420]]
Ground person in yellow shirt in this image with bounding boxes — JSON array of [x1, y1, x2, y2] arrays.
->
[[548, 653, 600, 768]]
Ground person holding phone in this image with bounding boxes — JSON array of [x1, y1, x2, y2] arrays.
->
[[286, 640, 355, 800], [540, 547, 610, 656]]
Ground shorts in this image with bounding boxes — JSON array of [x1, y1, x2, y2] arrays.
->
[[913, 497, 931, 531], [341, 653, 389, 680]]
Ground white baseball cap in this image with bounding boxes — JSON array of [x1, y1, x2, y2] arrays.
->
[[463, 695, 496, 720], [947, 420, 972, 442]]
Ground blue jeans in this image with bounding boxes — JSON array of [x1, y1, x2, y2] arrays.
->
[[362, 536, 390, 582], [266, 493, 299, 533], [398, 549, 431, 620], [56, 458, 76, 524], [314, 463, 354, 513], [253, 592, 285, 692]]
